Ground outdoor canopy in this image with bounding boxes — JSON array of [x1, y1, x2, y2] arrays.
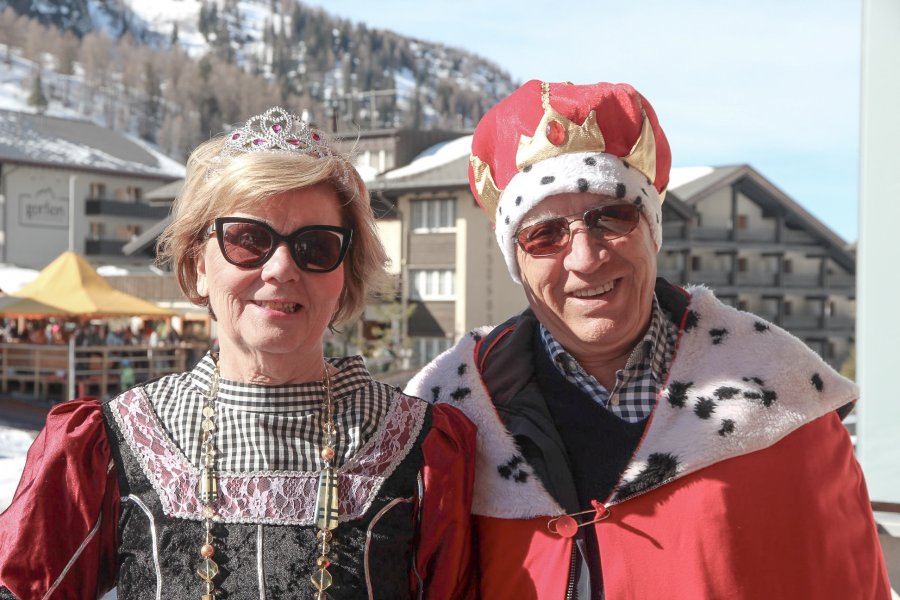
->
[[4, 251, 174, 318]]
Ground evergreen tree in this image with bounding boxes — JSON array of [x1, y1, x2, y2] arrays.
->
[[28, 72, 48, 113]]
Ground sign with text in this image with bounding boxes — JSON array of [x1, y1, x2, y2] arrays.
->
[[19, 187, 68, 228]]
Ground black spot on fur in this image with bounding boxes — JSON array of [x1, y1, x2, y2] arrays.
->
[[523, 165, 532, 173], [450, 387, 471, 401], [667, 381, 693, 408], [431, 386, 441, 403], [577, 178, 589, 193], [634, 196, 643, 205], [754, 321, 769, 332], [584, 156, 597, 166], [498, 205, 502, 215], [497, 455, 528, 483], [615, 182, 626, 198], [656, 213, 660, 223], [646, 176, 652, 185], [742, 376, 765, 386], [743, 388, 778, 407], [622, 161, 631, 169], [504, 215, 510, 225], [718, 419, 736, 436], [709, 328, 728, 345], [641, 187, 648, 196], [616, 452, 680, 499], [811, 373, 824, 392], [458, 363, 467, 376], [470, 332, 482, 342], [684, 310, 700, 332], [515, 196, 523, 206], [541, 176, 555, 185], [714, 386, 741, 400], [694, 397, 717, 419]]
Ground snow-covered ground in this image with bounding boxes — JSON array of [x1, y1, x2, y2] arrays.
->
[[0, 426, 36, 512]]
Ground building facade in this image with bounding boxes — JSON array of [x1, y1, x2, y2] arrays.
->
[[659, 165, 855, 369], [0, 109, 183, 269]]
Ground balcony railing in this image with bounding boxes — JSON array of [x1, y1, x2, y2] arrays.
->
[[736, 272, 777, 286], [85, 238, 127, 255], [85, 199, 170, 219]]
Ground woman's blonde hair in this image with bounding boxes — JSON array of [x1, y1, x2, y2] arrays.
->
[[156, 129, 390, 327]]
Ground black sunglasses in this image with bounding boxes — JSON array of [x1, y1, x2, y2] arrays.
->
[[208, 217, 352, 273], [515, 204, 642, 257]]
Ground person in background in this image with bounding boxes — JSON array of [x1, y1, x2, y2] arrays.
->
[[406, 80, 890, 599], [0, 106, 476, 599]]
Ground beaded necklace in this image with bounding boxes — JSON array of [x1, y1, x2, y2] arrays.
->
[[195, 363, 339, 600]]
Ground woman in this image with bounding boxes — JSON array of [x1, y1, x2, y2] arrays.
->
[[0, 107, 476, 599]]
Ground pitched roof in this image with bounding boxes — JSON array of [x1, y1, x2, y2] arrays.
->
[[0, 109, 185, 179], [374, 135, 472, 191], [668, 164, 855, 270]]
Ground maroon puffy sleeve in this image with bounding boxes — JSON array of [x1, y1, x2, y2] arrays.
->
[[415, 403, 478, 600], [0, 398, 120, 599]]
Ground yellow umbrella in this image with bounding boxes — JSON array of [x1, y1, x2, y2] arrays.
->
[[0, 295, 75, 318], [13, 251, 174, 317]]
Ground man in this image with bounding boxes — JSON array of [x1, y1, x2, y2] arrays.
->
[[406, 80, 890, 599]]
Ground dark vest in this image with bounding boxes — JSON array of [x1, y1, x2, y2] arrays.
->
[[102, 389, 430, 600]]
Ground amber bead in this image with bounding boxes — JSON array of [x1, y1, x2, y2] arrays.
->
[[321, 446, 335, 461], [200, 543, 215, 558]]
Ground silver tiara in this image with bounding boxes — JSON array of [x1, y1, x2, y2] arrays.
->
[[208, 107, 349, 182]]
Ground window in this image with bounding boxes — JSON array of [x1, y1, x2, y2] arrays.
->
[[89, 222, 106, 240], [738, 299, 749, 311], [410, 269, 455, 300], [783, 300, 793, 316], [737, 214, 748, 229], [90, 182, 106, 199], [414, 337, 452, 365], [783, 258, 793, 273], [411, 198, 456, 232], [737, 257, 748, 272], [691, 255, 702, 271]]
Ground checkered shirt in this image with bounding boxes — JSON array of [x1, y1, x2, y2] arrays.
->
[[540, 294, 680, 422], [147, 353, 393, 472]]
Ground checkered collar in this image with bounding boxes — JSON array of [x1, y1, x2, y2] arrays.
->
[[188, 352, 374, 410], [540, 294, 669, 382]]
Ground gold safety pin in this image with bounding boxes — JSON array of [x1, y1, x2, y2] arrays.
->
[[547, 500, 611, 538]]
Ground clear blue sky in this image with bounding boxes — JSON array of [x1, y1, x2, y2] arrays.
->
[[305, 0, 862, 242]]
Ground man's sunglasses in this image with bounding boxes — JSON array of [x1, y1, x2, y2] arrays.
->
[[515, 204, 642, 256], [208, 217, 352, 273]]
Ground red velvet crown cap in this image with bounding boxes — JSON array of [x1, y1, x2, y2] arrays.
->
[[468, 80, 672, 211]]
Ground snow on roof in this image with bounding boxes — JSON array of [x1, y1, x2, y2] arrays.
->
[[668, 166, 715, 191], [384, 134, 473, 180], [0, 109, 184, 179], [354, 163, 381, 184]]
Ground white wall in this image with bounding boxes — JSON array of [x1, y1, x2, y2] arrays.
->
[[858, 0, 900, 503]]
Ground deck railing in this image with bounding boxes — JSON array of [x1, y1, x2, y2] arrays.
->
[[0, 342, 209, 404]]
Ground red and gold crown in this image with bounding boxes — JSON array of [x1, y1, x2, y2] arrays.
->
[[468, 80, 672, 282]]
